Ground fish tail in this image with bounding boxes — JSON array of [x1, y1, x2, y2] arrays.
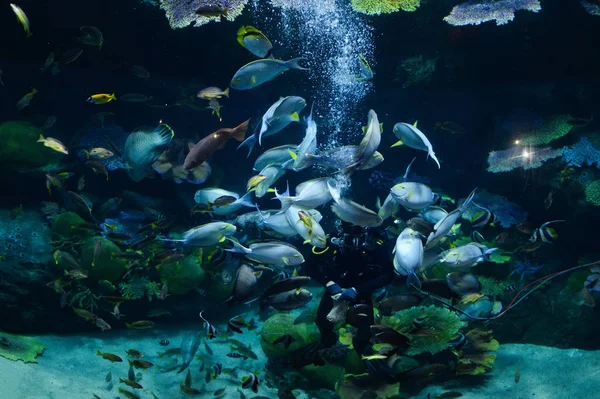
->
[[285, 57, 309, 71], [460, 188, 477, 212], [223, 87, 230, 98], [232, 119, 250, 142], [430, 151, 441, 169], [237, 134, 256, 158], [111, 93, 116, 101], [273, 183, 294, 213], [406, 270, 422, 290], [37, 134, 45, 142], [152, 124, 174, 147], [97, 350, 102, 356], [224, 238, 251, 254], [237, 191, 255, 208]]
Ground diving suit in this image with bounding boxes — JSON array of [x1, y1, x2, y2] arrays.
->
[[303, 221, 395, 376]]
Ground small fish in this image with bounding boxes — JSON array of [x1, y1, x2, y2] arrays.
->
[[434, 393, 463, 399], [516, 222, 535, 235], [544, 191, 553, 210], [131, 65, 150, 78], [97, 350, 122, 363], [195, 4, 230, 18], [73, 307, 96, 322], [45, 173, 63, 195], [0, 68, 3, 85], [16, 88, 38, 110], [129, 359, 154, 370], [92, 239, 102, 267], [199, 310, 218, 339], [213, 388, 226, 397], [514, 366, 520, 383], [87, 93, 116, 104], [77, 175, 86, 191], [180, 384, 202, 396], [227, 316, 247, 334], [212, 195, 238, 208], [126, 349, 144, 358], [226, 352, 246, 359], [159, 339, 170, 347], [247, 175, 267, 191], [504, 283, 517, 292], [198, 86, 229, 100], [64, 269, 88, 280], [10, 3, 32, 38], [86, 160, 109, 180], [447, 333, 466, 349], [147, 308, 171, 318], [105, 370, 112, 383], [118, 387, 141, 399], [470, 206, 496, 229], [121, 93, 153, 103], [120, 378, 143, 389], [101, 296, 127, 305], [88, 148, 114, 159], [519, 240, 544, 253], [95, 318, 111, 331], [160, 283, 169, 300], [207, 99, 223, 121], [206, 363, 222, 383], [126, 320, 155, 329], [63, 48, 83, 64], [38, 134, 69, 155], [412, 315, 428, 329], [203, 340, 214, 356], [530, 220, 565, 244], [494, 232, 509, 244], [434, 121, 466, 135], [357, 53, 373, 81], [241, 373, 260, 393], [51, 62, 60, 76], [79, 26, 104, 49], [42, 116, 58, 130], [41, 52, 56, 72], [272, 334, 295, 349]]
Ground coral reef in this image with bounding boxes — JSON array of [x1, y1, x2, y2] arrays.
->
[[1, 209, 53, 268], [51, 211, 89, 240], [562, 137, 600, 168], [80, 237, 127, 282], [78, 125, 127, 171], [479, 276, 512, 297], [159, 254, 205, 295], [336, 373, 399, 399], [0, 332, 45, 363], [454, 328, 499, 375], [487, 146, 563, 173], [581, 0, 600, 16], [381, 305, 465, 356], [399, 55, 437, 88], [584, 180, 600, 206], [159, 0, 248, 29], [0, 120, 64, 172], [260, 313, 320, 359], [120, 276, 161, 301], [518, 115, 573, 146], [270, 0, 336, 13], [461, 190, 527, 228], [351, 0, 420, 15], [444, 0, 542, 26], [66, 286, 101, 312]]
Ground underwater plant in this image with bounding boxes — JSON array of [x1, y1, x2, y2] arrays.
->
[[444, 0, 541, 26], [0, 332, 45, 363], [381, 305, 466, 356], [120, 276, 161, 301], [351, 0, 420, 15], [67, 286, 101, 313]]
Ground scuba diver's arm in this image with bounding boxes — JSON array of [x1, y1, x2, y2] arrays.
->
[[353, 271, 394, 295]]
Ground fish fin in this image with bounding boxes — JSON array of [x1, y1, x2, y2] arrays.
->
[[290, 112, 300, 122], [223, 87, 230, 98], [111, 93, 117, 101], [406, 270, 421, 290], [413, 121, 418, 128], [288, 149, 297, 160], [97, 350, 102, 356], [237, 134, 257, 158], [285, 57, 309, 71], [273, 183, 294, 213], [37, 134, 45, 142], [153, 124, 175, 146], [484, 248, 499, 260], [224, 238, 251, 254], [460, 188, 477, 213], [391, 140, 404, 147], [430, 151, 441, 169], [232, 119, 250, 142]]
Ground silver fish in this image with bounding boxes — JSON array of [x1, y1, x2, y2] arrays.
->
[[178, 334, 201, 373], [230, 57, 308, 90]]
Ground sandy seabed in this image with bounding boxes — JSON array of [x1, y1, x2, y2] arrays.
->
[[1, 327, 599, 399]]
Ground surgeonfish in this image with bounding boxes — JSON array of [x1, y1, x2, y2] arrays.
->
[[162, 222, 236, 247], [285, 205, 327, 248], [266, 288, 313, 310], [328, 180, 383, 227], [377, 193, 400, 221], [440, 243, 498, 268], [183, 119, 249, 170], [350, 109, 382, 173], [254, 164, 286, 198], [194, 188, 255, 215], [258, 96, 306, 145], [274, 178, 332, 213], [357, 53, 374, 81], [392, 121, 441, 169], [230, 57, 308, 90], [393, 227, 424, 288], [87, 93, 116, 104], [123, 124, 174, 182], [225, 239, 305, 267], [237, 26, 272, 58], [253, 144, 297, 170], [178, 334, 201, 373], [426, 189, 476, 249], [290, 104, 317, 171], [227, 264, 258, 303], [304, 146, 384, 171], [390, 182, 435, 212]]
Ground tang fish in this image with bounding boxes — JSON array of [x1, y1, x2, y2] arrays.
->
[[230, 57, 308, 90], [237, 26, 272, 58]]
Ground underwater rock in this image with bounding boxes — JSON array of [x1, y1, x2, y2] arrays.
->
[[260, 313, 320, 359], [336, 373, 400, 399], [0, 332, 45, 363], [1, 208, 53, 268], [0, 120, 64, 172], [298, 363, 345, 391], [81, 237, 127, 282], [50, 211, 89, 240], [159, 254, 205, 295]]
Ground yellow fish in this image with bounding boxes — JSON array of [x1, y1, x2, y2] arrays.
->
[[10, 3, 32, 38], [361, 354, 388, 361], [16, 88, 38, 110], [37, 134, 68, 155], [246, 175, 266, 191], [87, 93, 116, 104]]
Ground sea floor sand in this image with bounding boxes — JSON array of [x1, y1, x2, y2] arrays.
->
[[1, 328, 599, 399]]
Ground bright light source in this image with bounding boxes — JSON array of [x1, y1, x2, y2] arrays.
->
[[522, 150, 530, 158], [515, 140, 520, 145]]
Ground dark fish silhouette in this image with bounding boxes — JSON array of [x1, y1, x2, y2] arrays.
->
[[184, 119, 249, 170]]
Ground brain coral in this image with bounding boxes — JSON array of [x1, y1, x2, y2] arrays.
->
[[351, 0, 421, 15]]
